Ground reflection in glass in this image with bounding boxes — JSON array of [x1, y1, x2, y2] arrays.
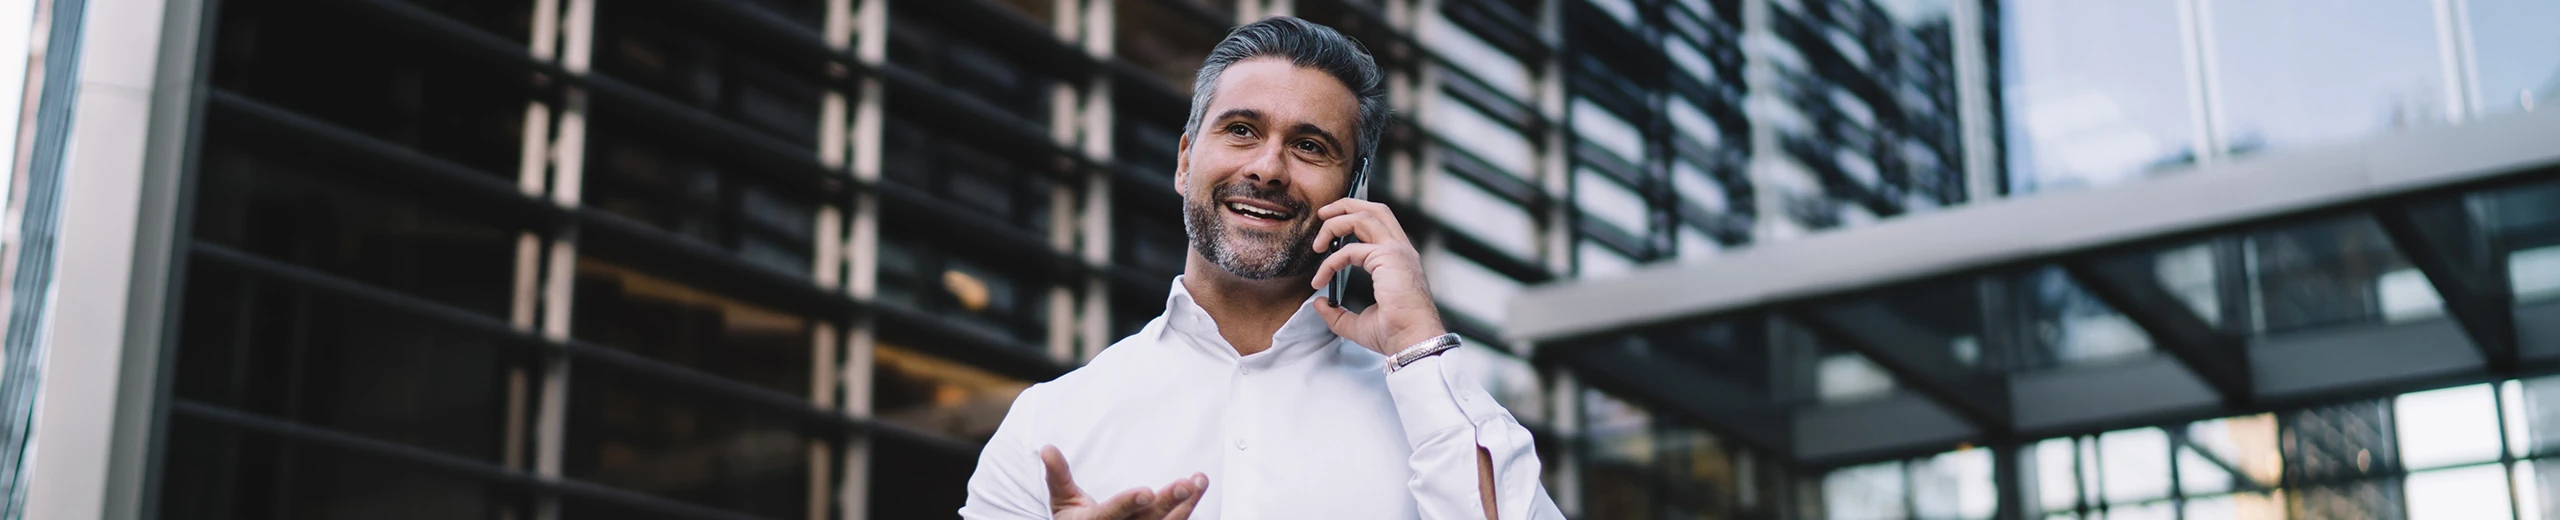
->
[[2182, 491, 2287, 520], [2100, 428, 2171, 504], [2032, 438, 2080, 513], [1659, 427, 1738, 517], [1912, 449, 1996, 519], [2212, 0, 2448, 154], [2247, 217, 2442, 333], [2484, 180, 2560, 304], [874, 344, 1029, 442], [565, 370, 811, 519], [1822, 461, 1907, 520], [2465, 0, 2560, 115], [2395, 384, 2502, 470], [572, 260, 813, 395], [2406, 464, 2513, 520], [1582, 390, 1655, 520], [2000, 0, 2198, 193], [160, 418, 528, 519], [1815, 351, 1894, 405]]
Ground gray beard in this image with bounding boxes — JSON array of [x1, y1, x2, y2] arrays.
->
[[1182, 179, 1323, 280]]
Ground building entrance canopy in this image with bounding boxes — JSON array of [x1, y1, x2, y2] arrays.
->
[[1512, 109, 2560, 468]]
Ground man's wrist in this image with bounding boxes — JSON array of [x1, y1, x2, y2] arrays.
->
[[1384, 320, 1449, 355]]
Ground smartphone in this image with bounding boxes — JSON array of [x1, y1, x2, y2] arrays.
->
[[1326, 157, 1376, 313]]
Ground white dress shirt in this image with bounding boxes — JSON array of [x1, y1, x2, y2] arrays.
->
[[960, 277, 1564, 519]]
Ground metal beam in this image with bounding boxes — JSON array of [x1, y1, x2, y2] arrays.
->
[[2374, 202, 2519, 373], [2063, 254, 2253, 405], [1566, 340, 1793, 454], [1791, 303, 2011, 436], [1510, 108, 2560, 345]]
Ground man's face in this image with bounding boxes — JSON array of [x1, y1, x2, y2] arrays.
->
[[1177, 58, 1360, 280]]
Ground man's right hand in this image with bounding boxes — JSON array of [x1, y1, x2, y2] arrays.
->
[[1042, 445, 1209, 520]]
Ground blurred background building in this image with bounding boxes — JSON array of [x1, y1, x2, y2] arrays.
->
[[0, 0, 2554, 518]]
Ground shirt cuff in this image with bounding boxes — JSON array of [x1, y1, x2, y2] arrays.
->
[[1385, 354, 1475, 447]]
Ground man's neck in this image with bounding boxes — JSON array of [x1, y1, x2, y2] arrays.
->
[[1181, 250, 1318, 357]]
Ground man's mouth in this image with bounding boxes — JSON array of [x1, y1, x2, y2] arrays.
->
[[1224, 199, 1297, 222]]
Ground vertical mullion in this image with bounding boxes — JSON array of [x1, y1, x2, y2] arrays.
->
[[1077, 0, 1116, 364], [1536, 0, 1572, 276], [2176, 0, 2226, 165], [813, 2, 857, 518], [1949, 0, 1996, 203], [507, 0, 566, 518], [1048, 0, 1084, 365], [840, 0, 890, 517], [2431, 0, 2481, 120], [535, 0, 596, 518]]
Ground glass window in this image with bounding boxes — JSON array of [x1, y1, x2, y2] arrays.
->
[[1426, 14, 1533, 100], [2212, 0, 2449, 154], [1822, 462, 1908, 520], [1424, 168, 1539, 260], [877, 230, 1052, 346], [2465, 0, 2560, 115], [2000, 0, 2196, 193], [1579, 240, 1636, 279], [1577, 169, 1651, 236], [1429, 248, 1523, 325], [595, 1, 828, 149], [572, 259, 814, 396], [1678, 226, 1722, 262], [1815, 351, 1895, 405], [1674, 161, 1728, 213], [1574, 98, 1647, 165], [159, 418, 530, 519], [1429, 95, 1538, 177], [874, 344, 1031, 443], [2182, 491, 2287, 520], [1670, 98, 1725, 150], [587, 122, 823, 275], [1582, 390, 1656, 520], [1912, 449, 1997, 519], [2100, 429, 2173, 504], [2396, 384, 2503, 470], [2406, 464, 2515, 520], [564, 369, 813, 518], [2032, 438, 2081, 513]]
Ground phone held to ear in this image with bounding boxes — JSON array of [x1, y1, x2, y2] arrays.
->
[[1326, 157, 1376, 313]]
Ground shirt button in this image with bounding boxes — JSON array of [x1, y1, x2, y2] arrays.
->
[[1235, 439, 1249, 451], [1240, 367, 1251, 375]]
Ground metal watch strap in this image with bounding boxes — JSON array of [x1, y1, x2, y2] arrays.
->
[[1386, 333, 1462, 373]]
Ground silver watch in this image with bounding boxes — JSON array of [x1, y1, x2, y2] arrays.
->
[[1386, 333, 1462, 373]]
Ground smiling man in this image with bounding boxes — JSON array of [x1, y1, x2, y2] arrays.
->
[[958, 16, 1563, 520]]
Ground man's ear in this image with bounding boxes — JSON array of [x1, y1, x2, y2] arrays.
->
[[1173, 133, 1193, 196]]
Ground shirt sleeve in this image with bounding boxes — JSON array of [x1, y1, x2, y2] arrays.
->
[[1385, 349, 1566, 520], [959, 385, 1051, 519]]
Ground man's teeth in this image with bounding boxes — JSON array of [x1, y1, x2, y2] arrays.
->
[[1228, 202, 1288, 219]]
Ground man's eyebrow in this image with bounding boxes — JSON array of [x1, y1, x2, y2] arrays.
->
[[1212, 108, 1263, 125], [1288, 122, 1345, 157]]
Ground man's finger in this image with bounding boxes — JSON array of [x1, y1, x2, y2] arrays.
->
[[1158, 474, 1211, 520], [1308, 243, 1380, 290], [1041, 445, 1082, 507], [1088, 487, 1159, 520], [1315, 197, 1386, 219], [1309, 212, 1375, 253]]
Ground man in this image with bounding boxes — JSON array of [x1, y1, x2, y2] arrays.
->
[[960, 16, 1564, 520]]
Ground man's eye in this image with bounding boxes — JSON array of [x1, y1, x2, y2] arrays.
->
[[1295, 140, 1324, 154], [1225, 124, 1253, 137]]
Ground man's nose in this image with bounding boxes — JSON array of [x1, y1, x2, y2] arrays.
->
[[1238, 145, 1292, 188]]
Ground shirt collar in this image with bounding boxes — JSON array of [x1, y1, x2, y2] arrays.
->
[[1159, 275, 1341, 362]]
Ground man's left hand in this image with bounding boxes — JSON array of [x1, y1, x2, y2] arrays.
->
[[1310, 199, 1447, 356]]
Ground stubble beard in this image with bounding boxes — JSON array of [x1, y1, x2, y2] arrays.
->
[[1182, 179, 1323, 281]]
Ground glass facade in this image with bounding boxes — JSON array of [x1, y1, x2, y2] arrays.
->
[[17, 0, 2548, 517]]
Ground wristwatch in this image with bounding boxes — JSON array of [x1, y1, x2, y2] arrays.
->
[[1386, 333, 1462, 373]]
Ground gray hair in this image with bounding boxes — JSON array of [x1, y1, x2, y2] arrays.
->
[[1183, 16, 1392, 168]]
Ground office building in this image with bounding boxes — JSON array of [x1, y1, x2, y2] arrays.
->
[[2, 0, 2556, 519]]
